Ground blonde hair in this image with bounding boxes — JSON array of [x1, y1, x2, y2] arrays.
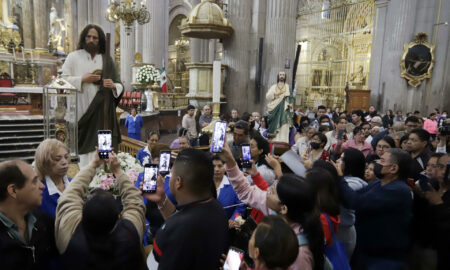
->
[[34, 139, 68, 179]]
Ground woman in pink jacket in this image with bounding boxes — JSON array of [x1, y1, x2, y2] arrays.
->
[[219, 142, 324, 270], [424, 112, 438, 139]]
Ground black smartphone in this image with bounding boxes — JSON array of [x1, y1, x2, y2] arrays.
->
[[241, 144, 251, 168], [337, 129, 344, 140], [98, 130, 112, 159], [223, 247, 244, 270], [418, 173, 440, 191], [159, 150, 171, 175], [211, 121, 227, 153], [143, 164, 158, 193]]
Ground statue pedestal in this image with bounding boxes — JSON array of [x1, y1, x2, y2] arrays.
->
[[185, 62, 227, 108], [346, 89, 371, 112]]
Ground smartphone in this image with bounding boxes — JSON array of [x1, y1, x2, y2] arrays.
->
[[143, 164, 158, 193], [98, 130, 112, 159], [337, 129, 344, 140], [418, 173, 440, 191], [223, 247, 244, 270], [211, 121, 227, 153], [159, 150, 171, 175], [241, 144, 251, 168]]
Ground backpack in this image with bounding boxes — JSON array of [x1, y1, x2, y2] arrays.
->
[[323, 214, 351, 270]]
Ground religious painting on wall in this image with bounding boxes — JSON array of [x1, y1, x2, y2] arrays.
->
[[400, 32, 435, 87]]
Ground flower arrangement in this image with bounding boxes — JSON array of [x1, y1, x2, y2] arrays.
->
[[89, 152, 143, 193], [137, 65, 161, 85]]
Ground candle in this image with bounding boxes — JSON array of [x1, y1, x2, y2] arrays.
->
[[30, 50, 34, 62], [22, 50, 25, 62], [212, 61, 221, 103], [12, 47, 16, 60]]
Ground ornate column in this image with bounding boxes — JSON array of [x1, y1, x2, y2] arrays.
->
[[262, 0, 298, 110], [33, 0, 48, 51], [142, 0, 169, 68], [21, 0, 34, 49], [120, 24, 135, 91], [64, 0, 74, 53], [221, 0, 252, 113]]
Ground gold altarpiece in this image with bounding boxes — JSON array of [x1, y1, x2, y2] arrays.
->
[[295, 0, 374, 110]]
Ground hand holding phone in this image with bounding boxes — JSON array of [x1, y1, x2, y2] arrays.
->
[[223, 247, 244, 270], [241, 144, 251, 168], [211, 121, 227, 153], [98, 130, 112, 159], [143, 164, 158, 193], [159, 150, 171, 175]]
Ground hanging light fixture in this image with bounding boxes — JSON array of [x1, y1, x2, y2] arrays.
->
[[105, 0, 150, 35]]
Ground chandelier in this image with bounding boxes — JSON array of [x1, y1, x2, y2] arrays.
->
[[105, 0, 150, 35]]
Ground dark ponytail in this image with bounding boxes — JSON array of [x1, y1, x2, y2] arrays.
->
[[82, 190, 120, 269], [277, 174, 325, 270]]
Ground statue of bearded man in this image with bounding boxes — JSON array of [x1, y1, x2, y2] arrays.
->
[[266, 71, 293, 143]]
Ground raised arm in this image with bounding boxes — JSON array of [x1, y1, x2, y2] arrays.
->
[[109, 152, 146, 240], [220, 141, 269, 215], [55, 151, 103, 254]]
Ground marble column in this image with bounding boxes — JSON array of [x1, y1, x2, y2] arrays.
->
[[33, 0, 48, 50], [77, 0, 88, 46], [262, 0, 298, 111], [142, 0, 169, 68], [135, 24, 143, 55], [221, 0, 252, 113], [21, 0, 34, 49], [120, 24, 135, 91]]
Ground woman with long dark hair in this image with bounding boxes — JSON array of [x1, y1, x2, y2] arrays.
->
[[221, 142, 324, 270], [336, 147, 367, 260], [306, 167, 340, 249]]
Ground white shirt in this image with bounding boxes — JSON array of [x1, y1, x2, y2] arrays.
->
[[45, 175, 70, 196], [216, 175, 229, 198], [61, 50, 123, 121]]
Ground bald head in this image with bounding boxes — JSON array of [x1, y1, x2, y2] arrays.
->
[[0, 160, 34, 202]]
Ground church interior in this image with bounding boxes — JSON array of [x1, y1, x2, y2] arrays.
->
[[0, 0, 449, 163]]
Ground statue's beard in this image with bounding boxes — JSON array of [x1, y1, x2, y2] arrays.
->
[[278, 77, 286, 83], [85, 43, 99, 55]]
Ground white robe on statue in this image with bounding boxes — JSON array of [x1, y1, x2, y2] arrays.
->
[[266, 83, 291, 143], [61, 50, 123, 168]]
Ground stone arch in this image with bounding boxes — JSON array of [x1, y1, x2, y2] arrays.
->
[[169, 0, 191, 25]]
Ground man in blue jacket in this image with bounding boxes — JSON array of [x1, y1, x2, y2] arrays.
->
[[338, 148, 413, 269], [125, 107, 143, 140]]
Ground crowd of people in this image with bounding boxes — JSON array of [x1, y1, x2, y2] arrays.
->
[[1, 101, 449, 270]]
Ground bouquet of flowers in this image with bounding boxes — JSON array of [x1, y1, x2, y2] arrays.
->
[[90, 152, 143, 193], [137, 65, 161, 85]]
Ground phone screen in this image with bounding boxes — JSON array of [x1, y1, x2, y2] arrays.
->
[[98, 130, 112, 159], [337, 129, 344, 140], [159, 151, 171, 174], [223, 247, 244, 270], [143, 165, 158, 193], [211, 121, 227, 153], [242, 144, 251, 168]]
